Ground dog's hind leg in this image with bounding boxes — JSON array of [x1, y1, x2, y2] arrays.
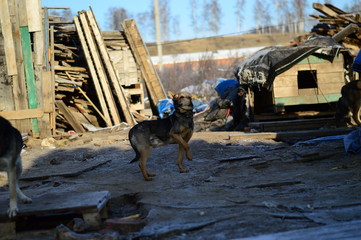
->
[[138, 146, 155, 181], [16, 156, 32, 203]]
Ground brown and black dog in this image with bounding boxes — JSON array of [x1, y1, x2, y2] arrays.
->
[[128, 92, 194, 181], [335, 80, 361, 126]]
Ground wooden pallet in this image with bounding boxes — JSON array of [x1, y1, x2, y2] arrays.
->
[[0, 190, 111, 235], [124, 83, 145, 113]]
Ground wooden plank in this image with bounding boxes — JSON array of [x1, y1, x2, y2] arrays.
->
[[73, 15, 112, 127], [86, 9, 135, 126], [248, 117, 336, 132], [78, 11, 120, 125], [76, 87, 109, 125], [20, 26, 39, 135], [228, 128, 353, 141], [0, 0, 18, 76], [0, 191, 111, 222], [9, 0, 28, 110], [26, 0, 42, 32], [121, 19, 167, 113], [56, 100, 86, 133], [49, 25, 56, 133], [233, 219, 361, 240], [42, 71, 54, 113], [0, 109, 44, 120], [17, 0, 27, 27], [54, 66, 87, 72]]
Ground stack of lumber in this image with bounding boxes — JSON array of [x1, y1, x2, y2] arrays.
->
[[310, 3, 361, 49], [51, 9, 140, 133], [51, 25, 97, 133], [74, 10, 135, 127]]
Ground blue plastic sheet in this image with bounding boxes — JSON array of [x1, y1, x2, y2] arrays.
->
[[157, 99, 175, 119], [157, 98, 208, 119], [344, 127, 361, 154], [215, 79, 239, 96]]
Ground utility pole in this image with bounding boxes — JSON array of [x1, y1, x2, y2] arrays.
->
[[154, 0, 163, 71]]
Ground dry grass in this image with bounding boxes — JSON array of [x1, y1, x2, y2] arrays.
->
[[146, 32, 300, 56]]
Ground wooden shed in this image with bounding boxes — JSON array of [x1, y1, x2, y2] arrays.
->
[[252, 54, 346, 115], [273, 54, 344, 109]]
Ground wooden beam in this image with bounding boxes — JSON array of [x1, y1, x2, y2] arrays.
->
[[228, 128, 353, 141], [122, 19, 167, 114], [332, 23, 360, 42], [86, 9, 136, 126], [73, 15, 112, 127], [0, 109, 44, 120]]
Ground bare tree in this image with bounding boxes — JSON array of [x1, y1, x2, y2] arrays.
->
[[190, 0, 199, 38], [172, 16, 181, 40], [107, 7, 131, 30], [276, 0, 291, 33], [203, 0, 222, 36], [235, 0, 245, 33], [253, 0, 261, 33], [159, 0, 171, 40], [49, 9, 73, 22], [253, 0, 272, 34], [136, 11, 151, 40], [293, 0, 306, 33], [149, 0, 171, 41]]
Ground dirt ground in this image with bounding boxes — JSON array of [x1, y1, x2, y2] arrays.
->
[[1, 125, 361, 240]]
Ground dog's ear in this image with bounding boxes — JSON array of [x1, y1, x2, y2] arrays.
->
[[168, 91, 175, 99]]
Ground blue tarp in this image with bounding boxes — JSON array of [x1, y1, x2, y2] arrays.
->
[[157, 98, 209, 119], [344, 128, 361, 154], [214, 79, 239, 96]]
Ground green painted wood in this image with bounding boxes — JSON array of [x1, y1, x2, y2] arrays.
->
[[20, 26, 39, 134], [275, 93, 341, 106], [297, 55, 343, 65]]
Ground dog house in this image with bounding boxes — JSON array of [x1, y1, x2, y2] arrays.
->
[[236, 37, 347, 116], [271, 54, 345, 111]]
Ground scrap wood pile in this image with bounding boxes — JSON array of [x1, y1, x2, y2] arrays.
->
[[50, 9, 169, 136], [52, 9, 137, 135], [309, 3, 361, 49]]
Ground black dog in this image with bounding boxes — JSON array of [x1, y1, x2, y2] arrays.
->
[[128, 92, 194, 181], [0, 116, 32, 218], [335, 80, 361, 126]]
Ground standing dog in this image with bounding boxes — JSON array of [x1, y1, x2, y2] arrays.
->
[[129, 92, 194, 181], [335, 80, 361, 126], [0, 116, 32, 218]]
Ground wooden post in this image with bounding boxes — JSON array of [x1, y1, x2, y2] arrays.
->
[[121, 19, 167, 115]]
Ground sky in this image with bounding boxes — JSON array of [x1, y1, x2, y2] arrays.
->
[[42, 0, 349, 43]]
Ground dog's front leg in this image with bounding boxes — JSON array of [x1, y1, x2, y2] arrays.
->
[[177, 145, 188, 173], [170, 134, 192, 160], [7, 166, 18, 218]]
